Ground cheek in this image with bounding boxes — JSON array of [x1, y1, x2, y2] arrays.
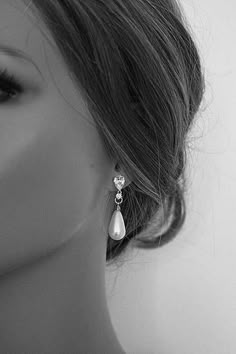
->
[[0, 111, 97, 275]]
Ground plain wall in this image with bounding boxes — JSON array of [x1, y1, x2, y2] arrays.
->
[[106, 1, 236, 353]]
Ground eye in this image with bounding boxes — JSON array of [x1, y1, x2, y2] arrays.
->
[[0, 68, 23, 104]]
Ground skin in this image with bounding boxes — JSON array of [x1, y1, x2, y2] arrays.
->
[[0, 1, 129, 353]]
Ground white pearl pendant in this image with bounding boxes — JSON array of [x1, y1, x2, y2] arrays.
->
[[108, 210, 126, 241]]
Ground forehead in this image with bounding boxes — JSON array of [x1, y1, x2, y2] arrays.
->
[[0, 1, 60, 69], [0, 1, 42, 47], [0, 1, 70, 87]]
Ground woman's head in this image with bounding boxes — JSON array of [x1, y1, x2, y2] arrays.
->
[[0, 0, 205, 273]]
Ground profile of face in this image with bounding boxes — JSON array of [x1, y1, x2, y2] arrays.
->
[[0, 1, 115, 276]]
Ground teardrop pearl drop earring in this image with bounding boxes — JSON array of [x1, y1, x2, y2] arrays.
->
[[108, 175, 126, 241]]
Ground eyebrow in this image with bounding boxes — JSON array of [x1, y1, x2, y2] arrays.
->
[[0, 45, 44, 80]]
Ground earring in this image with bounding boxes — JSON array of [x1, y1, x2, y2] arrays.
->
[[108, 175, 126, 241]]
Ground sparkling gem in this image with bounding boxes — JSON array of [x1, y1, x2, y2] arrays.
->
[[113, 175, 125, 190]]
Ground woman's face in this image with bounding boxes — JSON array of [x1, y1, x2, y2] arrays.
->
[[0, 1, 113, 275]]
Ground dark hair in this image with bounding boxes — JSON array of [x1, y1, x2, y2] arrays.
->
[[24, 0, 205, 266]]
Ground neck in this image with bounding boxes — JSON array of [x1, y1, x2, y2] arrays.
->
[[0, 212, 126, 354]]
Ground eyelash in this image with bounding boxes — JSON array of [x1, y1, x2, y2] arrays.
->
[[0, 68, 23, 103]]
